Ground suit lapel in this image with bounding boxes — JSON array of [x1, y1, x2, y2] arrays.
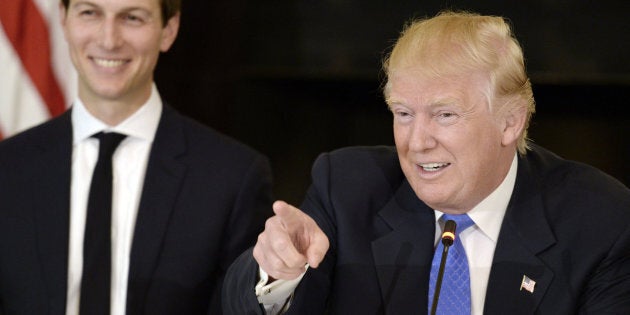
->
[[484, 154, 556, 314], [371, 180, 436, 314], [126, 106, 187, 311], [33, 111, 73, 315]]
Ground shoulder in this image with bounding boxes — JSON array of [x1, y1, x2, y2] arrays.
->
[[313, 145, 401, 180], [524, 144, 629, 203], [521, 143, 630, 228], [309, 145, 405, 202], [160, 106, 268, 166], [0, 111, 71, 161], [321, 145, 399, 164]]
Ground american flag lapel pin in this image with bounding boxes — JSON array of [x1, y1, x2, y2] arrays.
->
[[520, 275, 536, 293]]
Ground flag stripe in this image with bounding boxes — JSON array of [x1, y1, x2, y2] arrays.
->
[[0, 0, 66, 118]]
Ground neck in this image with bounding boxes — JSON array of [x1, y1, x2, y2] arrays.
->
[[79, 86, 152, 126], [82, 100, 143, 126]]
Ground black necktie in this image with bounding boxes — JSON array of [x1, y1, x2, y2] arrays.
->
[[80, 132, 126, 315]]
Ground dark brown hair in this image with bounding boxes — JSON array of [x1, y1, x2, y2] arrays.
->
[[60, 0, 181, 26]]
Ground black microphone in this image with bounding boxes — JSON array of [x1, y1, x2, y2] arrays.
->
[[430, 219, 457, 315]]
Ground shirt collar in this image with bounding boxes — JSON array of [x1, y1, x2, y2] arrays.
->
[[72, 84, 162, 144], [434, 153, 518, 243]]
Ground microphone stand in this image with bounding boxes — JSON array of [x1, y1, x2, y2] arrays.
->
[[430, 220, 456, 315]]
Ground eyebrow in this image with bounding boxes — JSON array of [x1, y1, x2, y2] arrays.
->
[[385, 96, 460, 107], [429, 98, 460, 107], [71, 1, 95, 8], [384, 97, 397, 106], [70, 1, 153, 15]]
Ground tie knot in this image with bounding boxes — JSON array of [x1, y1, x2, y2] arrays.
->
[[441, 214, 474, 235], [92, 132, 127, 159]]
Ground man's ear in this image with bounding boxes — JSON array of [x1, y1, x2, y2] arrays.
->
[[501, 103, 528, 147], [59, 2, 71, 42], [59, 2, 67, 27], [160, 12, 180, 52]]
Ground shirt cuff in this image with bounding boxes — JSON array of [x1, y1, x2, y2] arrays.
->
[[255, 265, 308, 305]]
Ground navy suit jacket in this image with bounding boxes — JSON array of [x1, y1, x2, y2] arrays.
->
[[223, 145, 630, 314], [0, 105, 273, 314]]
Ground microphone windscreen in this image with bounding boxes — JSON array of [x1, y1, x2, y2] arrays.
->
[[441, 220, 457, 246]]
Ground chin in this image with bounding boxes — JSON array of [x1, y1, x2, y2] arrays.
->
[[90, 86, 126, 99], [412, 189, 448, 208]]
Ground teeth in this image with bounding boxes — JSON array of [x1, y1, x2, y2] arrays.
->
[[94, 58, 125, 68], [419, 163, 449, 172]]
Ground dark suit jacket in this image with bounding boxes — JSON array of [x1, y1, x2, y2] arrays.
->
[[0, 105, 273, 314], [223, 145, 630, 314]]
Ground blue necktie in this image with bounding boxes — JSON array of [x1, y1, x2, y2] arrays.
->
[[428, 214, 475, 314]]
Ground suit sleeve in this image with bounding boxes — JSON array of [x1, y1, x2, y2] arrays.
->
[[222, 152, 337, 314], [578, 220, 630, 313], [222, 248, 267, 314], [282, 152, 338, 314], [210, 154, 274, 315]]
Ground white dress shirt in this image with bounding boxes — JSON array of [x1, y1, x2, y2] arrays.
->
[[258, 154, 518, 315], [433, 154, 517, 315], [65, 84, 162, 315]]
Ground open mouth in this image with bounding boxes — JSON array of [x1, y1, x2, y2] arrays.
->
[[418, 162, 451, 172], [92, 57, 128, 68]]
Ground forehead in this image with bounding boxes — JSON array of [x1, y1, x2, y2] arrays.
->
[[387, 69, 490, 106], [68, 0, 161, 10]]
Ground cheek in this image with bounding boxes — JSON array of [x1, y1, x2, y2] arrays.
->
[[65, 32, 85, 64], [462, 119, 502, 148], [138, 39, 164, 64], [64, 29, 82, 50], [398, 160, 418, 190], [393, 125, 409, 151], [459, 137, 502, 179]]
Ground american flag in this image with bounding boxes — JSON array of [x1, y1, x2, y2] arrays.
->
[[0, 0, 75, 140], [520, 275, 536, 293]]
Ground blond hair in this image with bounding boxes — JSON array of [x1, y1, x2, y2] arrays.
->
[[383, 11, 535, 153]]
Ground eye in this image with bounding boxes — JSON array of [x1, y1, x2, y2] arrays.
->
[[392, 108, 414, 123], [79, 9, 98, 18], [435, 111, 459, 124], [124, 14, 144, 24]]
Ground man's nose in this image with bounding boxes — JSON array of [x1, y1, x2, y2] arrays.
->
[[408, 121, 437, 151], [98, 18, 123, 50]]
